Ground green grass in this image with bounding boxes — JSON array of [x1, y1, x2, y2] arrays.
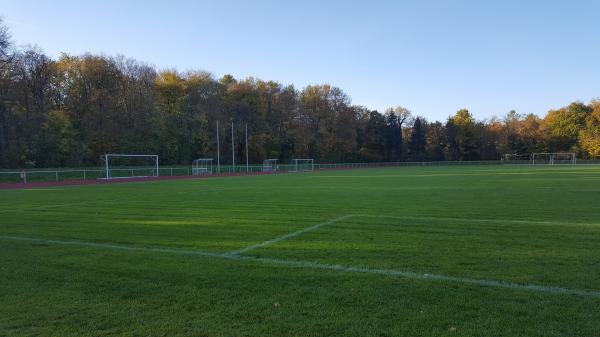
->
[[1, 165, 600, 336]]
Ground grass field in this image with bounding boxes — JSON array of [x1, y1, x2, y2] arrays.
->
[[1, 165, 600, 336]]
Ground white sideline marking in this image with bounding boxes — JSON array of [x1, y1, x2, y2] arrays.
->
[[355, 214, 600, 228], [0, 198, 128, 214], [313, 170, 600, 178], [0, 202, 92, 214], [1, 234, 600, 298], [228, 215, 354, 255]]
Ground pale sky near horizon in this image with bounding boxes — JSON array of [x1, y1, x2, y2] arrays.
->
[[1, 0, 599, 121]]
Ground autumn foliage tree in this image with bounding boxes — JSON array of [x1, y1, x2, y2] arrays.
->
[[0, 19, 599, 168], [579, 101, 600, 157]]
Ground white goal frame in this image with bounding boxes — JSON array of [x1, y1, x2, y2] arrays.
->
[[101, 154, 159, 179], [290, 159, 314, 172], [262, 159, 278, 172], [192, 158, 213, 176], [502, 153, 532, 164], [532, 152, 576, 165]]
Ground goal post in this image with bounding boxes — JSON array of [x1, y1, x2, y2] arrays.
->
[[290, 159, 314, 172], [101, 154, 159, 179], [262, 159, 278, 173], [532, 152, 576, 165], [192, 158, 213, 176]]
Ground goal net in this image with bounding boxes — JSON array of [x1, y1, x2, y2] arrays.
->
[[262, 159, 278, 173], [502, 153, 532, 164], [101, 154, 159, 179], [192, 158, 213, 176], [290, 159, 314, 172], [532, 152, 576, 165]]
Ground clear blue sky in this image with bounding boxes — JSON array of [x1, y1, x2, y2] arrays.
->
[[2, 0, 599, 121]]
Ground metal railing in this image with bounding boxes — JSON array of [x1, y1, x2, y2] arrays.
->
[[2, 159, 600, 184], [0, 167, 191, 184]]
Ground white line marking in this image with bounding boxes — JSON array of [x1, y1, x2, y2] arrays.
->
[[1, 235, 599, 298], [229, 213, 599, 258], [354, 214, 600, 227], [228, 214, 354, 255], [312, 170, 600, 178], [1, 235, 224, 257], [0, 198, 128, 214]]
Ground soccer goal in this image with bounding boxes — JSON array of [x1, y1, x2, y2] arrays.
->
[[502, 153, 532, 164], [101, 154, 159, 179], [290, 159, 314, 172], [192, 158, 213, 176], [532, 152, 576, 165], [262, 159, 278, 173]]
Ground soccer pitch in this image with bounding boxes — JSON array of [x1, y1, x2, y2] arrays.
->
[[1, 165, 600, 336]]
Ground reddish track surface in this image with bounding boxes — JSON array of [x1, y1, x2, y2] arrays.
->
[[0, 171, 284, 190]]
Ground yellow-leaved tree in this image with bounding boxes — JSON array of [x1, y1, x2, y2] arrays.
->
[[579, 100, 600, 158]]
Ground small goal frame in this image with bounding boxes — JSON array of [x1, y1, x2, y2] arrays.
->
[[101, 154, 159, 179], [192, 158, 214, 176], [502, 153, 532, 164], [262, 159, 278, 173], [290, 158, 314, 172], [532, 152, 576, 165]]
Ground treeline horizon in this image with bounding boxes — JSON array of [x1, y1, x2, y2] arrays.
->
[[0, 19, 599, 169]]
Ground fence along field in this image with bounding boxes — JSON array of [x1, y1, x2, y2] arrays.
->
[[1, 165, 600, 336], [2, 158, 600, 185]]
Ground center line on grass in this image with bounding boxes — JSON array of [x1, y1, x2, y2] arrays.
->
[[2, 234, 600, 298], [227, 214, 354, 255]]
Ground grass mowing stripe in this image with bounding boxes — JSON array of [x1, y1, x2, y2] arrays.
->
[[2, 234, 600, 299], [227, 214, 354, 255]]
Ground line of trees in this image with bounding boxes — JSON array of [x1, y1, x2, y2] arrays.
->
[[0, 19, 598, 169]]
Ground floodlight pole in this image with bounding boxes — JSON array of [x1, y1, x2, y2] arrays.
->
[[231, 121, 235, 171], [245, 123, 249, 172], [218, 121, 221, 173]]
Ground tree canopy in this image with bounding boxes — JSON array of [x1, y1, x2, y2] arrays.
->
[[0, 19, 598, 168]]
